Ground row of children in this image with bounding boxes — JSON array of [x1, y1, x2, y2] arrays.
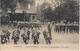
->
[[0, 28, 52, 44]]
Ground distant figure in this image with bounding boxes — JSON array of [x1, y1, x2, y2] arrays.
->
[[43, 31, 52, 44], [32, 28, 40, 44], [21, 29, 30, 44], [12, 29, 20, 44]]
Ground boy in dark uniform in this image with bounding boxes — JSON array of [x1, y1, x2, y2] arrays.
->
[[12, 29, 20, 44], [32, 29, 40, 44], [21, 29, 30, 44], [5, 30, 11, 42], [43, 31, 52, 44], [0, 30, 7, 44]]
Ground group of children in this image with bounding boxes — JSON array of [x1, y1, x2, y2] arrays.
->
[[0, 27, 52, 44]]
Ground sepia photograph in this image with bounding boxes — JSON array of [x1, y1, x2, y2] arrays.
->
[[0, 0, 79, 50]]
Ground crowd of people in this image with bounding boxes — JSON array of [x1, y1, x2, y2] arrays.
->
[[0, 27, 52, 45]]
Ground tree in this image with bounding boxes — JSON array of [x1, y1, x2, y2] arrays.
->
[[53, 0, 79, 23], [9, 0, 17, 14], [37, 3, 54, 22], [1, 0, 17, 15]]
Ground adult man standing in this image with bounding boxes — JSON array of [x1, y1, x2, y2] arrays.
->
[[48, 22, 52, 39]]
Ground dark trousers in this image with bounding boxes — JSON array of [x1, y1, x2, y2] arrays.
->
[[13, 38, 19, 44], [23, 38, 29, 44], [45, 39, 51, 44], [33, 39, 39, 44]]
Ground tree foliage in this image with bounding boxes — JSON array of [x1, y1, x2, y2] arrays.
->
[[53, 0, 79, 23], [39, 0, 79, 23], [1, 0, 17, 14]]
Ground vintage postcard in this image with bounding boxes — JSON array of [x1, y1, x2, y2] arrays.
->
[[0, 0, 79, 50]]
